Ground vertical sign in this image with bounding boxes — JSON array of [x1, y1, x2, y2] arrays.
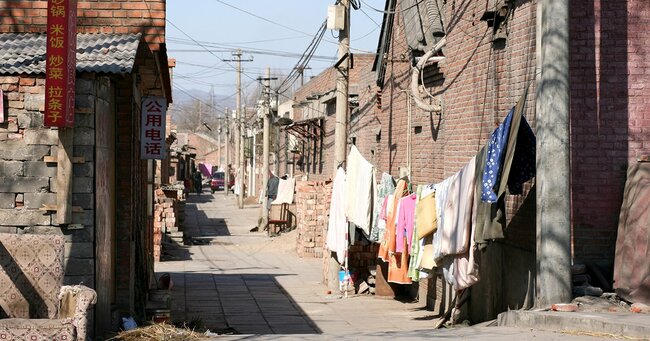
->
[[141, 97, 167, 159], [45, 0, 77, 127]]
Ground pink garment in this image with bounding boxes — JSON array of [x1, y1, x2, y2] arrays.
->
[[395, 194, 417, 254], [379, 196, 389, 220]]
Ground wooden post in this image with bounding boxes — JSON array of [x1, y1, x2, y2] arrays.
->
[[56, 127, 73, 224]]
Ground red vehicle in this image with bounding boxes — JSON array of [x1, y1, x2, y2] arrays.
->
[[210, 172, 234, 193]]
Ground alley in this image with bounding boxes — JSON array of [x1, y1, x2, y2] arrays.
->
[[154, 192, 608, 340]]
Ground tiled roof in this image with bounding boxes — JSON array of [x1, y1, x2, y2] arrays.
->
[[0, 33, 141, 74]]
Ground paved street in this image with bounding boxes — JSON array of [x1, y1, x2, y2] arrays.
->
[[155, 192, 608, 340]]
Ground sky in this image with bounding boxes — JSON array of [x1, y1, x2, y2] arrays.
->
[[166, 0, 385, 108]]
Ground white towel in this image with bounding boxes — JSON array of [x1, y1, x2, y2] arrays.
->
[[271, 177, 295, 205]]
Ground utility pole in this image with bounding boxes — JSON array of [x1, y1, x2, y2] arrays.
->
[[334, 0, 350, 173], [261, 67, 271, 229], [273, 91, 280, 176], [536, 0, 571, 307], [224, 49, 252, 208], [224, 107, 230, 196], [297, 66, 311, 86]]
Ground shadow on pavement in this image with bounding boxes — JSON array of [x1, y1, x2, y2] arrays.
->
[[168, 272, 322, 335]]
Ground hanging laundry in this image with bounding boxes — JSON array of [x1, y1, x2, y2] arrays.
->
[[345, 145, 375, 236], [378, 179, 412, 284], [416, 185, 437, 239], [378, 180, 406, 262], [481, 107, 514, 203], [408, 186, 423, 281], [475, 89, 532, 247], [396, 193, 417, 254], [326, 167, 347, 264], [370, 173, 396, 242], [431, 176, 452, 262], [271, 177, 295, 205], [439, 157, 477, 259], [508, 115, 536, 195]]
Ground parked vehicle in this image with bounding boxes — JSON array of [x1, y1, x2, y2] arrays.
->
[[210, 172, 225, 193]]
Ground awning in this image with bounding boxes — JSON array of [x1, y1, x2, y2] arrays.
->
[[284, 117, 324, 140]]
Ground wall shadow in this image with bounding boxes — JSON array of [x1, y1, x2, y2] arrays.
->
[[164, 272, 321, 335]]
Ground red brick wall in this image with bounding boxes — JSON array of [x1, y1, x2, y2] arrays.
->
[[379, 1, 538, 249], [569, 0, 650, 264], [0, 0, 165, 47]]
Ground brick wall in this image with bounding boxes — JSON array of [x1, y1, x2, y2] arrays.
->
[[294, 180, 332, 258], [0, 74, 101, 287], [114, 73, 152, 320], [0, 0, 165, 47], [378, 0, 538, 321], [569, 0, 650, 264]]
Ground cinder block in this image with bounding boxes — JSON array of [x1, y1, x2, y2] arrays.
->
[[0, 160, 23, 177], [0, 121, 18, 133], [74, 112, 95, 128], [24, 93, 44, 111], [24, 161, 57, 177], [24, 128, 58, 145], [72, 177, 93, 193], [16, 111, 44, 129], [23, 193, 56, 209], [0, 209, 50, 226], [0, 139, 50, 161], [75, 78, 95, 95], [75, 94, 95, 112], [74, 146, 94, 162], [72, 193, 94, 209], [0, 176, 49, 192], [63, 275, 94, 287], [63, 257, 94, 276], [73, 128, 95, 146], [64, 241, 94, 259], [0, 194, 15, 209], [73, 162, 93, 177]]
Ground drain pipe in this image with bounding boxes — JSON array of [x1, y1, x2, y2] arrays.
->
[[410, 38, 446, 112]]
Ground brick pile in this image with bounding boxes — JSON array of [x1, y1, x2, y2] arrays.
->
[[153, 188, 184, 262], [294, 180, 332, 258]]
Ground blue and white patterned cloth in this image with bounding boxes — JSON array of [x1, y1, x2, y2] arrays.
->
[[481, 107, 514, 203]]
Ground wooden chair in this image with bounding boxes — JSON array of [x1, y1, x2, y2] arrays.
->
[[267, 203, 290, 235]]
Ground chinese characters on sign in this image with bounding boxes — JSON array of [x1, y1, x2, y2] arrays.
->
[[45, 0, 77, 127], [141, 97, 167, 159]]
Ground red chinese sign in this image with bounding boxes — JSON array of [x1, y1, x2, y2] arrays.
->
[[141, 97, 167, 159], [45, 0, 77, 127]]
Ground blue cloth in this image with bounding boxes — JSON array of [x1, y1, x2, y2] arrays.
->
[[508, 115, 536, 194], [481, 107, 514, 203]]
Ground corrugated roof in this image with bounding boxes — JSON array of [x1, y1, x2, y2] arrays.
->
[[0, 33, 141, 74]]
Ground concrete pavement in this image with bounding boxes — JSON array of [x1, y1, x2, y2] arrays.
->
[[155, 192, 621, 340]]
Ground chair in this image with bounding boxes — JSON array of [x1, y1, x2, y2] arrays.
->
[[267, 203, 290, 235], [0, 233, 97, 341]]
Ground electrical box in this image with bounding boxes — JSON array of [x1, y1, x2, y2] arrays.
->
[[327, 5, 345, 31]]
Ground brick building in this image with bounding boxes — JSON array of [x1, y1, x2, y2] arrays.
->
[[285, 0, 650, 323], [0, 0, 171, 337], [285, 53, 379, 181], [369, 0, 649, 322]]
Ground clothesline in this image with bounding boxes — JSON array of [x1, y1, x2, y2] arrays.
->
[[325, 89, 536, 295]]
